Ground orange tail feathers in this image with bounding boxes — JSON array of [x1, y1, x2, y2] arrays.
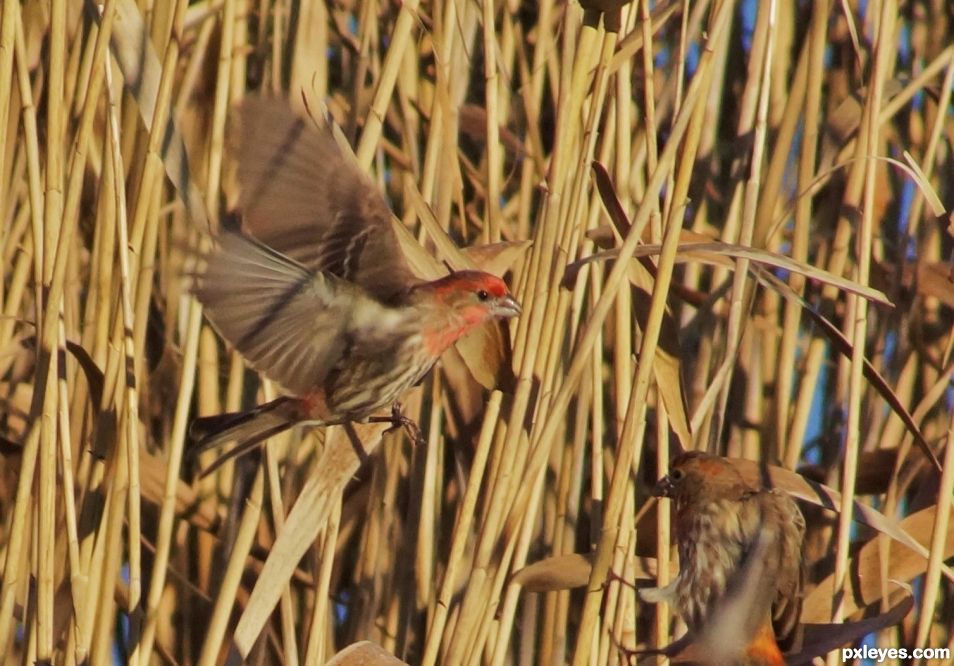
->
[[742, 621, 786, 666]]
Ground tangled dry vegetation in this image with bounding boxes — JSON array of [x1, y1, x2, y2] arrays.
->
[[1, 0, 953, 664]]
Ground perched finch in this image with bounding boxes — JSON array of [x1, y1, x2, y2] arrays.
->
[[189, 97, 521, 466], [641, 452, 805, 666]]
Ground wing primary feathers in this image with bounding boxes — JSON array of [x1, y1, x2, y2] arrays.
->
[[242, 116, 309, 222], [230, 95, 416, 301], [195, 230, 356, 395]]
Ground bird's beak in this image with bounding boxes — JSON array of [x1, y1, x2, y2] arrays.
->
[[652, 475, 674, 498], [495, 294, 522, 318]]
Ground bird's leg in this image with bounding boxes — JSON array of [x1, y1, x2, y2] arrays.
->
[[343, 422, 371, 466], [607, 624, 689, 666], [367, 402, 424, 446], [610, 638, 638, 666], [604, 569, 638, 592]]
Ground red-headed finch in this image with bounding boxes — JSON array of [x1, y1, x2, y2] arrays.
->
[[641, 452, 805, 666], [189, 97, 521, 465]]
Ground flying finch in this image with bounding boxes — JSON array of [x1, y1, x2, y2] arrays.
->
[[189, 96, 521, 465], [641, 452, 805, 666]]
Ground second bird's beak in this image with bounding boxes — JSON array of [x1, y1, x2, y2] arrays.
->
[[652, 475, 674, 498], [495, 294, 522, 318]]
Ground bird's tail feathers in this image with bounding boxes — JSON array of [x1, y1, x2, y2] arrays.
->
[[188, 397, 298, 476]]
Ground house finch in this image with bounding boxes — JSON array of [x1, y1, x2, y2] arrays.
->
[[641, 452, 805, 666], [189, 97, 521, 465]]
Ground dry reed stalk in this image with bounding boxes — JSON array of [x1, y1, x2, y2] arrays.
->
[[262, 389, 302, 666], [196, 465, 264, 666], [831, 1, 895, 642], [572, 5, 734, 662], [778, 0, 828, 468]]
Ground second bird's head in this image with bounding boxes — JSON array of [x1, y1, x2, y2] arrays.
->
[[652, 451, 748, 507]]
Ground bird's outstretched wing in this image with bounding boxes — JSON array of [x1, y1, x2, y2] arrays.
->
[[195, 231, 366, 396], [693, 488, 804, 663], [230, 96, 415, 303], [764, 488, 805, 650]]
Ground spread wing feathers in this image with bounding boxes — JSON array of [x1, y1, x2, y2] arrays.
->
[[732, 490, 804, 647], [195, 231, 358, 396], [231, 96, 415, 302], [696, 489, 804, 661], [765, 489, 806, 649], [693, 515, 780, 664]]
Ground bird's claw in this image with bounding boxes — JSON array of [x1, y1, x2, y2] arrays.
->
[[371, 402, 424, 446]]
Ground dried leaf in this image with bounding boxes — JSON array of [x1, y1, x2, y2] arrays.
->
[[585, 223, 714, 249], [590, 164, 692, 450], [585, 223, 618, 249], [232, 421, 387, 657], [824, 81, 906, 146], [802, 506, 954, 621], [917, 262, 954, 309], [450, 320, 515, 392], [463, 240, 532, 278], [15, 335, 104, 410], [62, 339, 105, 409], [513, 553, 659, 593], [628, 264, 692, 451], [563, 242, 892, 306], [787, 595, 914, 665], [402, 185, 473, 271], [433, 345, 489, 435], [824, 91, 865, 146], [799, 448, 898, 496], [512, 553, 595, 592], [323, 641, 408, 666], [610, 3, 679, 73], [756, 268, 942, 472], [392, 220, 445, 280], [457, 104, 528, 159], [902, 151, 945, 217]]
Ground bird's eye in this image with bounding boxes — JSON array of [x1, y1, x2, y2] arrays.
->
[[477, 289, 490, 301], [670, 468, 685, 482]]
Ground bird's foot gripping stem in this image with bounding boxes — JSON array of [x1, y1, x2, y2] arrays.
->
[[368, 402, 425, 446]]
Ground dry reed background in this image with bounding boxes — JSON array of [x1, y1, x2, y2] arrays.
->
[[1, 0, 953, 664]]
